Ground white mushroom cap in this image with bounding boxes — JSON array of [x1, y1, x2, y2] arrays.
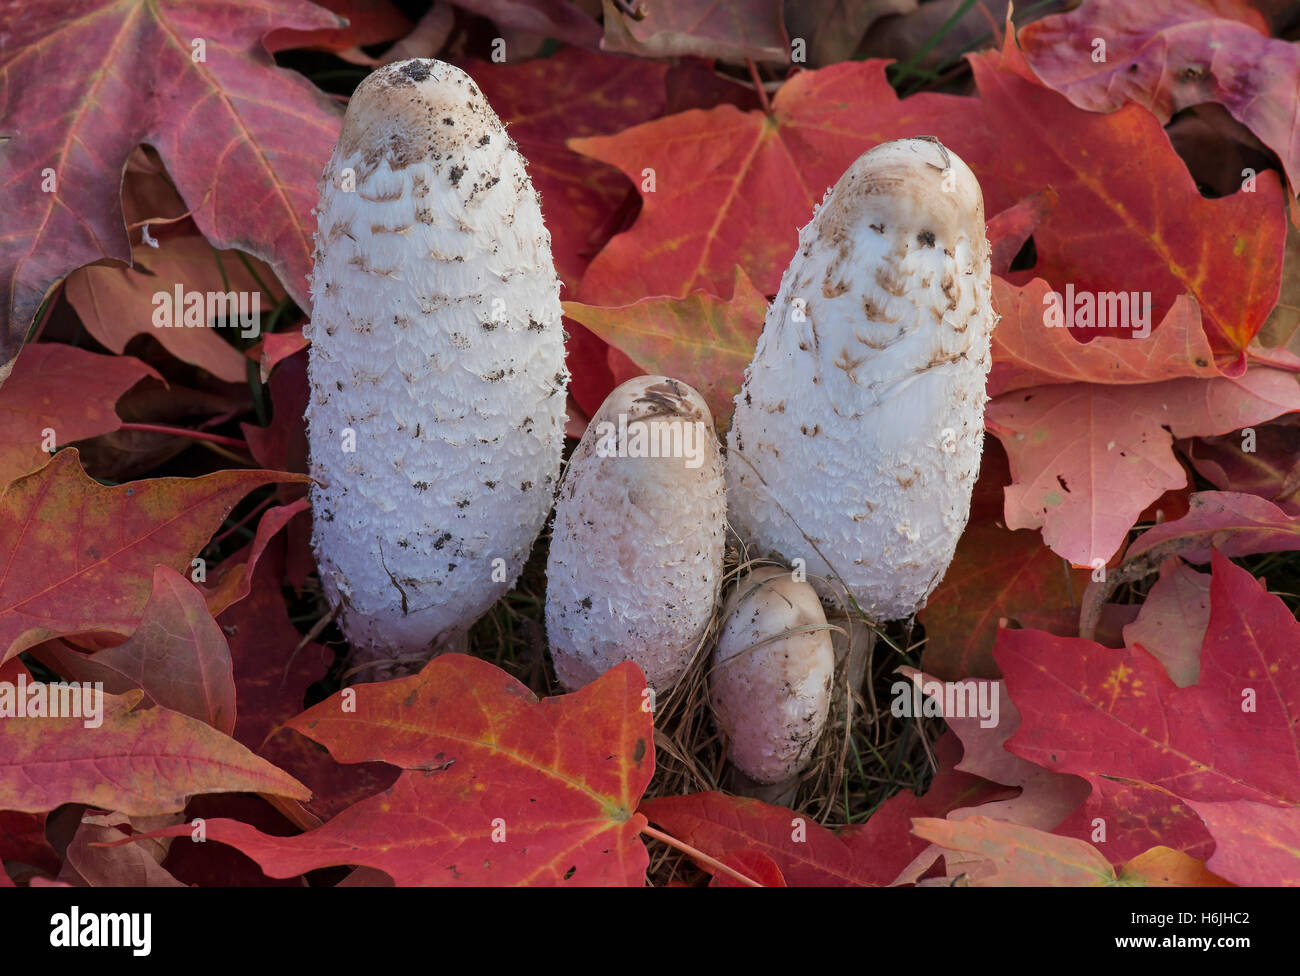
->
[[546, 376, 726, 692], [725, 138, 995, 620], [306, 59, 567, 669], [710, 566, 835, 784]]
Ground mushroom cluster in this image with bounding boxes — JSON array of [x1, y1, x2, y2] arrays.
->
[[307, 61, 994, 784]]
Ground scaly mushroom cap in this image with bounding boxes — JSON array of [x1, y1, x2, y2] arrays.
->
[[725, 138, 995, 620], [306, 59, 567, 667], [710, 566, 835, 784], [546, 376, 726, 692]]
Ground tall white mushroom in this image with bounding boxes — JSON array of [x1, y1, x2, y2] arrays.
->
[[305, 59, 568, 676], [546, 376, 725, 693], [725, 138, 995, 622]]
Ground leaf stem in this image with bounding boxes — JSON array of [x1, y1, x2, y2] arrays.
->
[[639, 823, 763, 886], [125, 210, 193, 234], [117, 422, 251, 452], [746, 60, 772, 115]]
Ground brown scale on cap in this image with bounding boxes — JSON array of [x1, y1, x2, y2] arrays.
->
[[625, 378, 711, 426], [336, 59, 499, 179], [814, 138, 984, 266]]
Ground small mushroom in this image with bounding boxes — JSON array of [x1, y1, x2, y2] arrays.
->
[[710, 566, 835, 784], [546, 376, 725, 692]]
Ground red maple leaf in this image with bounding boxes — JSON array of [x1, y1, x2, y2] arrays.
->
[[131, 657, 655, 885], [0, 0, 342, 369], [997, 551, 1300, 808]]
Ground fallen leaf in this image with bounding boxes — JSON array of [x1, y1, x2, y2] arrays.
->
[[988, 368, 1300, 565], [917, 814, 1223, 886], [72, 378, 251, 484], [781, 0, 915, 66], [919, 448, 1086, 680], [1186, 798, 1300, 886], [141, 657, 655, 885], [898, 670, 1091, 832], [447, 0, 602, 47], [1011, 604, 1139, 650], [950, 39, 1286, 356], [913, 815, 1122, 885], [222, 542, 396, 824], [1115, 845, 1229, 886], [162, 794, 308, 887], [601, 0, 789, 64], [0, 690, 308, 816], [1121, 557, 1211, 688], [249, 327, 309, 384], [1020, 1, 1299, 208], [1050, 777, 1214, 864], [642, 791, 891, 886], [570, 60, 961, 304], [241, 351, 310, 475], [860, 1, 1069, 76], [0, 449, 309, 663], [1258, 218, 1300, 355], [62, 811, 184, 887], [0, 343, 158, 488], [0, 0, 342, 370], [988, 277, 1222, 397], [986, 189, 1059, 276], [377, 4, 456, 65], [263, 0, 410, 54], [64, 234, 285, 383], [643, 734, 1004, 886], [34, 565, 237, 734], [562, 266, 768, 426], [708, 849, 787, 887], [998, 552, 1300, 808], [1177, 425, 1300, 514], [202, 497, 311, 615], [0, 810, 59, 875], [1123, 489, 1300, 565]]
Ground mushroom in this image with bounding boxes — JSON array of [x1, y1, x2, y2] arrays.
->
[[305, 59, 568, 676], [725, 138, 995, 623], [710, 566, 835, 785], [545, 376, 725, 692]]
